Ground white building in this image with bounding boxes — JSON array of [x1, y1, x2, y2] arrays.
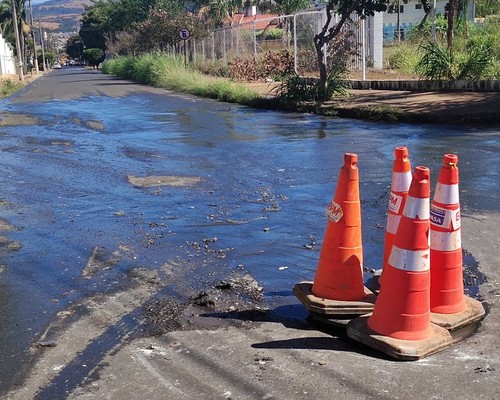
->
[[0, 33, 17, 75], [382, 0, 475, 43]]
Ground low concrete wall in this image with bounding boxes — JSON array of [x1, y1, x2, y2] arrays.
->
[[348, 79, 500, 92]]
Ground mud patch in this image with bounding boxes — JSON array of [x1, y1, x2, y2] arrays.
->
[[82, 246, 122, 278], [142, 272, 266, 336], [122, 147, 165, 162], [0, 112, 39, 126], [0, 235, 22, 252], [85, 120, 105, 131], [50, 140, 73, 147], [0, 218, 15, 231], [127, 175, 203, 188], [23, 137, 74, 149]]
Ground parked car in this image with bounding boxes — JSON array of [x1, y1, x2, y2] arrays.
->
[[53, 61, 62, 69]]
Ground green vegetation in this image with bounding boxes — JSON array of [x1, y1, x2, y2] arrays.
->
[[0, 79, 23, 97], [475, 0, 500, 17], [84, 48, 106, 68], [416, 41, 494, 80], [386, 15, 500, 80], [313, 0, 389, 97], [275, 64, 349, 104], [102, 54, 262, 106], [385, 43, 421, 74], [257, 28, 283, 41]]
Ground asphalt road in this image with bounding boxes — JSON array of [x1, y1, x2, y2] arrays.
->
[[1, 68, 499, 399]]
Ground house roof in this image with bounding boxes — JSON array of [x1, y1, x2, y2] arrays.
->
[[226, 13, 280, 30]]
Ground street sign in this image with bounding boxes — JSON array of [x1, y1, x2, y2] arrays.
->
[[179, 28, 190, 40]]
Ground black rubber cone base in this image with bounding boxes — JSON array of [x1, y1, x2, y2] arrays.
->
[[431, 296, 486, 343], [293, 281, 376, 316], [347, 316, 453, 361]]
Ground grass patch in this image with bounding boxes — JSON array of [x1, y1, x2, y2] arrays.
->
[[1, 79, 24, 97], [102, 54, 263, 106]]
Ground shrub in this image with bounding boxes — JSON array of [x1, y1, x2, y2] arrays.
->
[[415, 42, 454, 80], [276, 64, 349, 104], [83, 48, 105, 68], [228, 57, 261, 81], [195, 60, 229, 77], [386, 44, 420, 73], [416, 41, 495, 80], [261, 50, 294, 80], [257, 28, 283, 41]]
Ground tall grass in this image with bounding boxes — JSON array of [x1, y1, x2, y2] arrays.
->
[[102, 53, 262, 106], [385, 43, 421, 75]]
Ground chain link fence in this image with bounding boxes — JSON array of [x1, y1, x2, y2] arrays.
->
[[184, 10, 373, 77]]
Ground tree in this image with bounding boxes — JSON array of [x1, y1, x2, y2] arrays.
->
[[79, 0, 159, 51], [313, 0, 388, 98], [205, 0, 244, 27], [84, 47, 105, 68], [66, 35, 84, 59], [446, 0, 458, 48], [135, 6, 209, 52], [0, 0, 31, 68]]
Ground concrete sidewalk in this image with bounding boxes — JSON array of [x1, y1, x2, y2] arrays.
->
[[246, 81, 500, 124]]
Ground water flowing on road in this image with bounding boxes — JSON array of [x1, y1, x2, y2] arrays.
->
[[0, 69, 498, 393]]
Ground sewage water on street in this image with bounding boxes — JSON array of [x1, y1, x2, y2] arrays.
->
[[0, 85, 498, 393]]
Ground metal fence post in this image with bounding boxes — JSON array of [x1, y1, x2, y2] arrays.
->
[[253, 20, 257, 59], [294, 14, 298, 74], [223, 28, 227, 66], [211, 32, 215, 61]]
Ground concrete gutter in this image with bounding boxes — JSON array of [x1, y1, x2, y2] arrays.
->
[[348, 79, 500, 92]]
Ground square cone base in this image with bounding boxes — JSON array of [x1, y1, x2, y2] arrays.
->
[[306, 311, 366, 331], [431, 296, 486, 343], [347, 316, 453, 361], [293, 281, 376, 316]]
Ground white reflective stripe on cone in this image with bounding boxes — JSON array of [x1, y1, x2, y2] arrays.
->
[[386, 213, 401, 234], [391, 171, 412, 192], [403, 197, 430, 219], [433, 183, 459, 205], [430, 229, 462, 252], [389, 246, 430, 272]]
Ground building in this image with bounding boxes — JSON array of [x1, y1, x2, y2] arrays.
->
[[0, 34, 17, 75], [382, 0, 475, 43]]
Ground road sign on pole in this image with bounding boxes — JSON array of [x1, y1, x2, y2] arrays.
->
[[179, 28, 190, 41], [179, 29, 190, 68]]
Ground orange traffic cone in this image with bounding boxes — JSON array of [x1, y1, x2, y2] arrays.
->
[[383, 146, 412, 270], [430, 154, 485, 341], [293, 153, 376, 320], [347, 167, 452, 360]]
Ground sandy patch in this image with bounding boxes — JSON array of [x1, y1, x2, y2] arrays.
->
[[0, 112, 40, 126], [127, 175, 204, 188]]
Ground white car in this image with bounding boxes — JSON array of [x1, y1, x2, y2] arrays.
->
[[52, 62, 62, 69]]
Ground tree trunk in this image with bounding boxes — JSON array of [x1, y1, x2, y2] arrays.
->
[[447, 0, 458, 49], [314, 35, 328, 84], [313, 1, 360, 97]]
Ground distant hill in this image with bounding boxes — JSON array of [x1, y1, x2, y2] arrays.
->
[[32, 0, 93, 33]]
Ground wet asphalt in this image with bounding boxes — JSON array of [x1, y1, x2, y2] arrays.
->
[[0, 69, 499, 394]]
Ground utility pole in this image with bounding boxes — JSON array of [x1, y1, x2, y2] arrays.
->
[[38, 15, 46, 71], [28, 0, 39, 74], [11, 0, 24, 81]]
